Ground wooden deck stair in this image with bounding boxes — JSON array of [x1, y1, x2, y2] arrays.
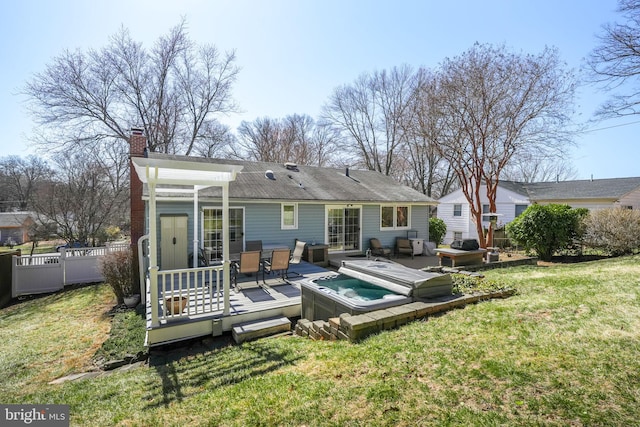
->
[[231, 316, 292, 344]]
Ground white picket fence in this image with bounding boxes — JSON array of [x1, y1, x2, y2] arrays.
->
[[12, 242, 129, 298]]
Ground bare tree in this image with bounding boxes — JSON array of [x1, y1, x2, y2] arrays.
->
[[433, 43, 577, 248], [501, 152, 578, 183], [236, 117, 283, 162], [311, 119, 342, 167], [192, 121, 237, 158], [401, 68, 458, 199], [323, 65, 417, 175], [32, 152, 127, 246], [0, 155, 52, 211], [586, 0, 640, 118], [235, 114, 338, 165], [24, 19, 239, 157]]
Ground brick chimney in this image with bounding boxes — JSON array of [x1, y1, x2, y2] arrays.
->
[[129, 127, 146, 292]]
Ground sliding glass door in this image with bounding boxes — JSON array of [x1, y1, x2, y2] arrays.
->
[[326, 206, 361, 252]]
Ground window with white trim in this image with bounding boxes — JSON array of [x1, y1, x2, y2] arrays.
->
[[380, 205, 411, 229], [453, 204, 462, 217], [453, 231, 462, 241], [281, 203, 298, 229], [482, 204, 491, 222], [515, 204, 528, 217]]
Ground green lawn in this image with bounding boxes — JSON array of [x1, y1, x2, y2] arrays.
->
[[0, 241, 58, 254], [1, 256, 639, 426]]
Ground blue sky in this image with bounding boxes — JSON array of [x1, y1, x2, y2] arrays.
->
[[0, 0, 636, 179]]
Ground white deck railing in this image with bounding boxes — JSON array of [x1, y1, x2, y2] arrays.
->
[[156, 264, 225, 321]]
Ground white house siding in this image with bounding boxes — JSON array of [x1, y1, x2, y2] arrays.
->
[[437, 187, 529, 244], [617, 188, 640, 209], [437, 197, 472, 244]]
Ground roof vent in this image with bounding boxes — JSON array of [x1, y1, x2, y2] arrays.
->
[[265, 170, 276, 180], [285, 162, 299, 171]]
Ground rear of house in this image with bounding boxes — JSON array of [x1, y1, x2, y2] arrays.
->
[[131, 153, 438, 346], [147, 154, 437, 270]]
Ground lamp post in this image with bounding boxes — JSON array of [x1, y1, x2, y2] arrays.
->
[[487, 213, 501, 262], [488, 213, 498, 247]]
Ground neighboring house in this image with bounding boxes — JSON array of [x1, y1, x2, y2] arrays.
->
[[437, 177, 640, 244], [0, 212, 34, 245], [437, 181, 530, 244], [143, 153, 437, 270]]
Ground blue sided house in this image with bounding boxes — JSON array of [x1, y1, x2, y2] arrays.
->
[[131, 152, 437, 345]]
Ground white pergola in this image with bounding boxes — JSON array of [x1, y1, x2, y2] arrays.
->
[[131, 157, 243, 324]]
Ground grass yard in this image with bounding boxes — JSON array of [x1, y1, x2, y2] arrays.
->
[[0, 240, 59, 254], [1, 256, 639, 426]]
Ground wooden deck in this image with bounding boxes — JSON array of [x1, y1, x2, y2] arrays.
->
[[145, 260, 330, 346], [146, 254, 442, 346]]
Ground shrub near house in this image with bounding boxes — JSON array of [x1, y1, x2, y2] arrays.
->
[[429, 217, 447, 246], [583, 207, 640, 255], [506, 204, 588, 261], [99, 249, 134, 305]]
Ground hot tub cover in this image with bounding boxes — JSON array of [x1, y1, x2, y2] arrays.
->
[[338, 260, 452, 297]]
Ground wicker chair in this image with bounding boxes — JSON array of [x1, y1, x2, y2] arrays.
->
[[369, 238, 391, 258], [395, 238, 413, 259]]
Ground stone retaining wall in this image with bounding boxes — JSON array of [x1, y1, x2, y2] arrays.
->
[[294, 289, 515, 342]]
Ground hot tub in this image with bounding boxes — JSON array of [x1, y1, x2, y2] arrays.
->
[[300, 274, 412, 321], [300, 260, 452, 321]]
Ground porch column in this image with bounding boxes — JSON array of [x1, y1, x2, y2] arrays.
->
[[222, 181, 230, 315], [148, 178, 160, 328], [193, 186, 200, 268]]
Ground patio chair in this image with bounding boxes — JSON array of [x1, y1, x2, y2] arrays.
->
[[263, 248, 292, 285], [231, 250, 262, 292], [287, 239, 307, 278], [291, 240, 306, 264], [188, 247, 209, 268], [288, 240, 306, 277], [245, 240, 263, 252], [395, 238, 413, 259], [369, 238, 391, 258]]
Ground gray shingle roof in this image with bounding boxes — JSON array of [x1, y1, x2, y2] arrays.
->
[[147, 154, 436, 204], [496, 177, 640, 201], [495, 180, 529, 196], [524, 177, 640, 201], [0, 212, 33, 228]]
